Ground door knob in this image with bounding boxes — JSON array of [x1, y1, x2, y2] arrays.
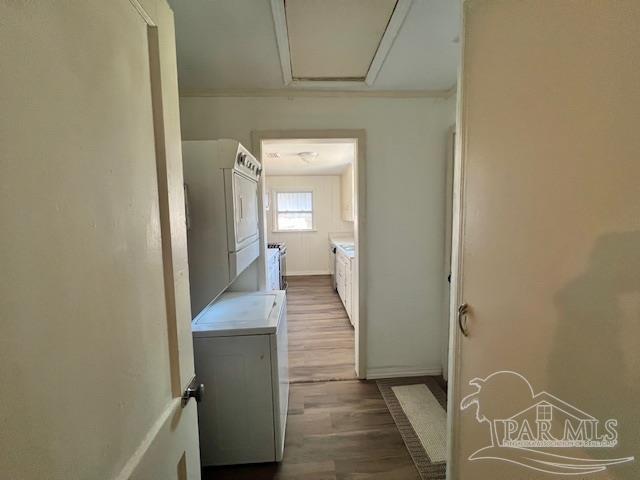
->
[[458, 303, 470, 337], [182, 377, 204, 406]]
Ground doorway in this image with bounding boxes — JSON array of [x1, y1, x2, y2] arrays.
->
[[252, 130, 367, 380]]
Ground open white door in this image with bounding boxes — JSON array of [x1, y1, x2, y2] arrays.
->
[[442, 126, 455, 382], [449, 1, 640, 479], [0, 1, 200, 479]]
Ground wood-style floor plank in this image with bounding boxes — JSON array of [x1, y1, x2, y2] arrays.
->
[[203, 381, 421, 480], [286, 275, 356, 383], [201, 275, 420, 479]]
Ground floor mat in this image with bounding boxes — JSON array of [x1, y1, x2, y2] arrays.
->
[[377, 377, 447, 480]]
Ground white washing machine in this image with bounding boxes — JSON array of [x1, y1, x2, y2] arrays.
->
[[192, 290, 288, 466]]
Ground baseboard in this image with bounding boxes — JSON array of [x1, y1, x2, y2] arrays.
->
[[286, 270, 330, 276], [366, 366, 443, 380]]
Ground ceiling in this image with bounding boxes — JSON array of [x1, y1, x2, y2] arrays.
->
[[286, 0, 396, 80], [262, 140, 355, 176], [167, 0, 460, 92]]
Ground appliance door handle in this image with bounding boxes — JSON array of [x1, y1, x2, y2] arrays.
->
[[239, 196, 244, 219], [458, 303, 470, 337]]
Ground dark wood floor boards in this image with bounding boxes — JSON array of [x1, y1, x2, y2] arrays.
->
[[204, 381, 421, 479]]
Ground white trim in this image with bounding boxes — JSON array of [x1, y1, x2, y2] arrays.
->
[[446, 4, 467, 478], [365, 0, 414, 85], [128, 0, 155, 26], [366, 366, 443, 380], [289, 79, 368, 89], [179, 88, 451, 98], [252, 129, 367, 379], [286, 270, 330, 276], [270, 0, 293, 85], [441, 125, 456, 383]]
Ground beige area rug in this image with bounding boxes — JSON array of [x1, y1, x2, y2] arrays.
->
[[377, 377, 447, 480]]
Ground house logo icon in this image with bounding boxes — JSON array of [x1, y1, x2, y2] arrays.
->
[[461, 371, 634, 475]]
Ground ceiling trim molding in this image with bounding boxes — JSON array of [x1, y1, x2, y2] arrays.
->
[[365, 0, 413, 86], [179, 88, 452, 99], [289, 79, 368, 89], [270, 0, 293, 85]]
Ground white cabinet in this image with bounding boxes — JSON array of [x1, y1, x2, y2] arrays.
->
[[336, 249, 353, 324], [341, 164, 354, 222], [345, 258, 352, 319]]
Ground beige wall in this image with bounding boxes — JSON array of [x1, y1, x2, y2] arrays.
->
[[179, 95, 455, 377], [266, 175, 353, 275]]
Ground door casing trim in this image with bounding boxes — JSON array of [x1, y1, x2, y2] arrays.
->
[[252, 129, 367, 379]]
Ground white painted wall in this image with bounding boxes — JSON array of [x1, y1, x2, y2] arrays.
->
[[266, 175, 353, 275], [179, 95, 455, 377]]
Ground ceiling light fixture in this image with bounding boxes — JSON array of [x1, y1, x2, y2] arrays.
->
[[297, 151, 319, 163]]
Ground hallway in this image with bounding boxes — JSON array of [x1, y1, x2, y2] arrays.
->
[[287, 275, 356, 383]]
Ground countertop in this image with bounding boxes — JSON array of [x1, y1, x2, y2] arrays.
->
[[330, 233, 355, 258]]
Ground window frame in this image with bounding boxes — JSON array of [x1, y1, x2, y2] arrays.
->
[[272, 188, 316, 233]]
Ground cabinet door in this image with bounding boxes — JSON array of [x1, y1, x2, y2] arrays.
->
[[345, 259, 352, 320], [336, 254, 347, 306], [335, 254, 343, 298]]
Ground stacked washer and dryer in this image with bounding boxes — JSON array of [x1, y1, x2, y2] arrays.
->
[[182, 139, 288, 466]]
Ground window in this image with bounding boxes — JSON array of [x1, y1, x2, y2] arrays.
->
[[274, 191, 313, 231]]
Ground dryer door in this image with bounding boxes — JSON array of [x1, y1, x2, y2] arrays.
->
[[230, 171, 259, 250]]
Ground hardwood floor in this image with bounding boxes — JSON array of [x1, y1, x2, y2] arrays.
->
[[203, 380, 421, 480], [286, 275, 356, 383]]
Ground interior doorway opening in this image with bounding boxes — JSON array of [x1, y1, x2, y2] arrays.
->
[[253, 130, 366, 380]]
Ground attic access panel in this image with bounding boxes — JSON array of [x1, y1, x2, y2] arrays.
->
[[283, 0, 398, 81]]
